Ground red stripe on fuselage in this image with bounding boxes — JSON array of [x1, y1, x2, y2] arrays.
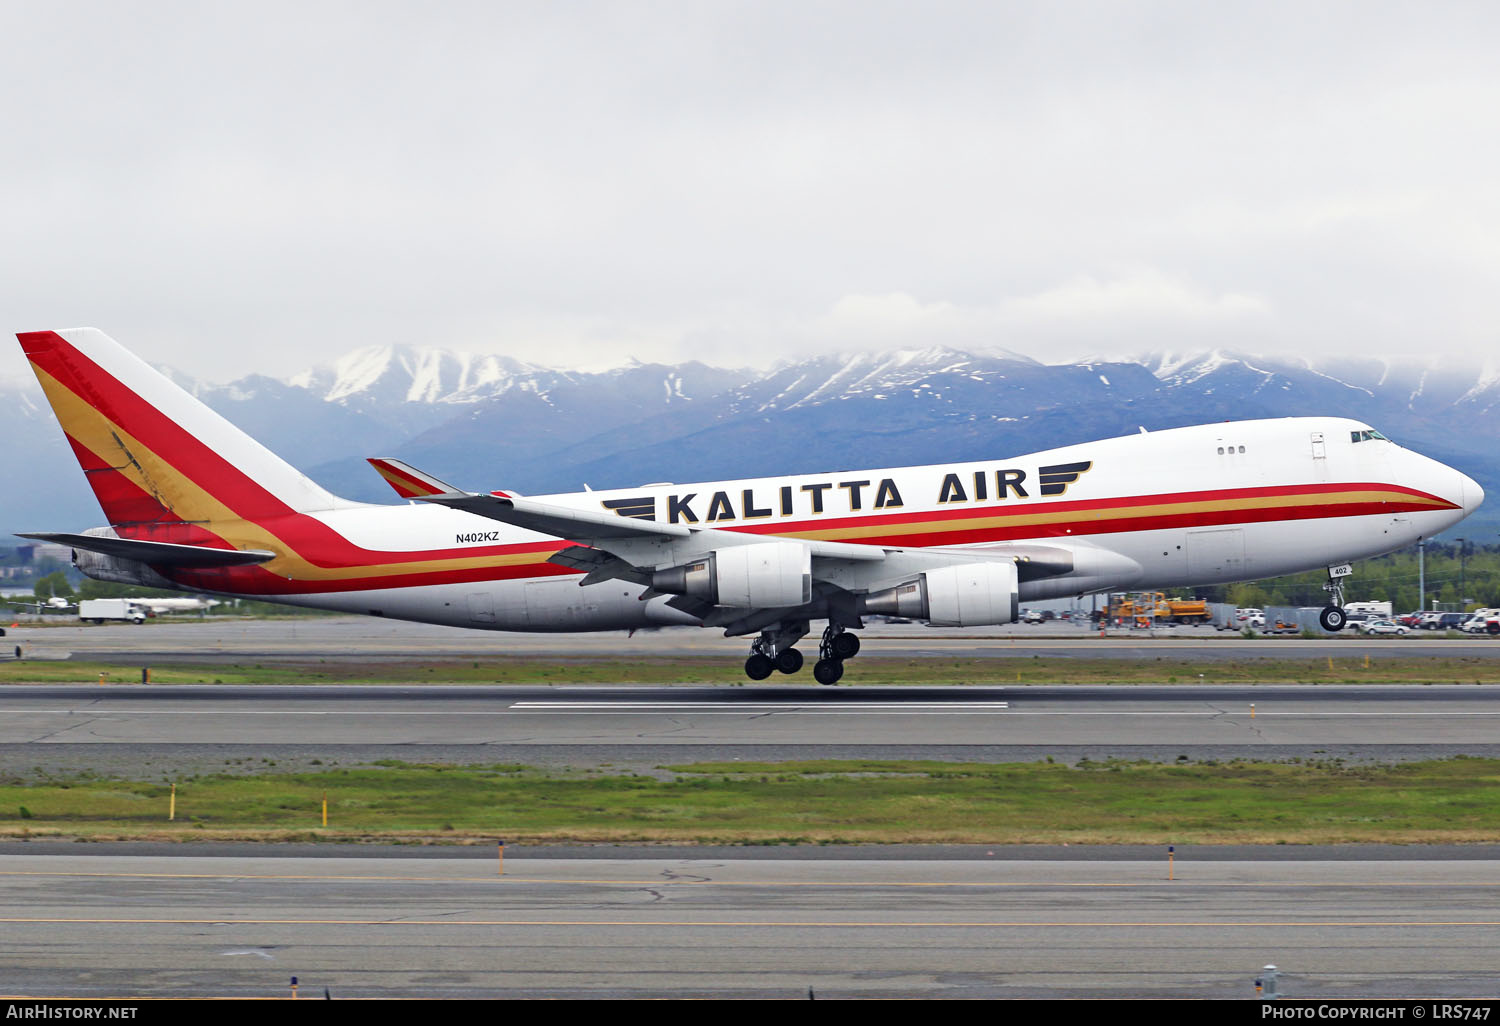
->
[[169, 554, 579, 595], [729, 479, 1454, 540]]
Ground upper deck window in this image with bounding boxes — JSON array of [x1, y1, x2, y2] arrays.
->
[[1350, 429, 1390, 444]]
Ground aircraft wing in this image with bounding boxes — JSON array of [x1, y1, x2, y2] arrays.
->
[[367, 458, 887, 561], [369, 460, 1123, 633]]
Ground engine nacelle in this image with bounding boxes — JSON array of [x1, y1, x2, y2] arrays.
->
[[651, 541, 812, 608], [863, 561, 1019, 627]]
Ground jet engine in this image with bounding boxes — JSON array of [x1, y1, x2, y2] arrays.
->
[[651, 541, 812, 608], [862, 561, 1019, 627]]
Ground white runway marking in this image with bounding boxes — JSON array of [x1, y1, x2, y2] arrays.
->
[[508, 701, 1011, 710]]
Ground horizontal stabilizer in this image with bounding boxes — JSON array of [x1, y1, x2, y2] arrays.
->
[[16, 532, 277, 568]]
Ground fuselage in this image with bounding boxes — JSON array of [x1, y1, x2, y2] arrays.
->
[[211, 415, 1478, 631]]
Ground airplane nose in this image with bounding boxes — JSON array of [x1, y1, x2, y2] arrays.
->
[[1461, 470, 1485, 515]]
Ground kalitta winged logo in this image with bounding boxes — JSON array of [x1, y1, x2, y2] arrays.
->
[[601, 496, 657, 520], [1038, 461, 1094, 496]]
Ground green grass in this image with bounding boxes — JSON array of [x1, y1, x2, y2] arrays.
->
[[3, 654, 1499, 685], [4, 758, 1500, 845]]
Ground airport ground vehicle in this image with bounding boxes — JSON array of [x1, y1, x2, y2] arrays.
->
[[1103, 592, 1211, 627], [77, 598, 148, 624]]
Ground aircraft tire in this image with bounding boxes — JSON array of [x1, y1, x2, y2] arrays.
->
[[813, 659, 844, 685], [1488, 622, 1500, 636], [775, 648, 804, 675], [745, 654, 774, 681], [1319, 605, 1346, 632], [832, 632, 861, 659]]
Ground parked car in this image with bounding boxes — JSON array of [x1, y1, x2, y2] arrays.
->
[[1358, 619, 1409, 636], [1421, 612, 1469, 631], [1460, 609, 1500, 635], [1023, 609, 1044, 624]]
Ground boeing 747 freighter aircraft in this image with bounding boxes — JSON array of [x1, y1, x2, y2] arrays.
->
[[16, 328, 1484, 683]]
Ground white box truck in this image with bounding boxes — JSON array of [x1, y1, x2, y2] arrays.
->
[[78, 599, 149, 624]]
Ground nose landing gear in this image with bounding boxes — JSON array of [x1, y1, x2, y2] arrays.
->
[[1320, 562, 1354, 632]]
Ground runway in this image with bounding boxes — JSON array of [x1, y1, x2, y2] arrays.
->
[[8, 616, 1500, 663], [5, 681, 1500, 779], [4, 683, 1500, 747], [5, 849, 1500, 998]]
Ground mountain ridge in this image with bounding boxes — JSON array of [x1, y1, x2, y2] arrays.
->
[[4, 343, 1494, 540]]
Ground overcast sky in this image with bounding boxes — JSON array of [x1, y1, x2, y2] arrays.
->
[[4, 1, 1499, 385]]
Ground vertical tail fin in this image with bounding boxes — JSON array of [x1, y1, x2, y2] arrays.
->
[[18, 328, 349, 530]]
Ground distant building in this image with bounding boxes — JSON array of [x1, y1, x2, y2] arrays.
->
[[15, 543, 73, 566]]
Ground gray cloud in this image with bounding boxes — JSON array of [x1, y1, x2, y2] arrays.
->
[[4, 1, 1499, 384]]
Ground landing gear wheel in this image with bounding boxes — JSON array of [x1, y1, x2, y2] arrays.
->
[[832, 632, 861, 659], [775, 648, 804, 675], [1319, 605, 1347, 632], [744, 653, 774, 680], [812, 659, 844, 685]]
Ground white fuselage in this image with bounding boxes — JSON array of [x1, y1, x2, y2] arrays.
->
[[250, 416, 1478, 632]]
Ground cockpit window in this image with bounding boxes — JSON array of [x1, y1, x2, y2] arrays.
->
[[1350, 429, 1390, 443]]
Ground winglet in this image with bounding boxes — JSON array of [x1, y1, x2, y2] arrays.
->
[[366, 458, 470, 499]]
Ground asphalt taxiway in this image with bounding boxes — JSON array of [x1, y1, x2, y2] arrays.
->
[[5, 849, 1500, 999]]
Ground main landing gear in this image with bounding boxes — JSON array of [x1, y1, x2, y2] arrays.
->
[[744, 621, 809, 681], [742, 620, 860, 683], [812, 622, 860, 686], [1319, 562, 1354, 632]]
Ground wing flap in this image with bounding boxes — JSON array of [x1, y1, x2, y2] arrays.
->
[[547, 545, 652, 586]]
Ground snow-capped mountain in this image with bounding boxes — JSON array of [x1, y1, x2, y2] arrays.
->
[[287, 344, 542, 405]]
